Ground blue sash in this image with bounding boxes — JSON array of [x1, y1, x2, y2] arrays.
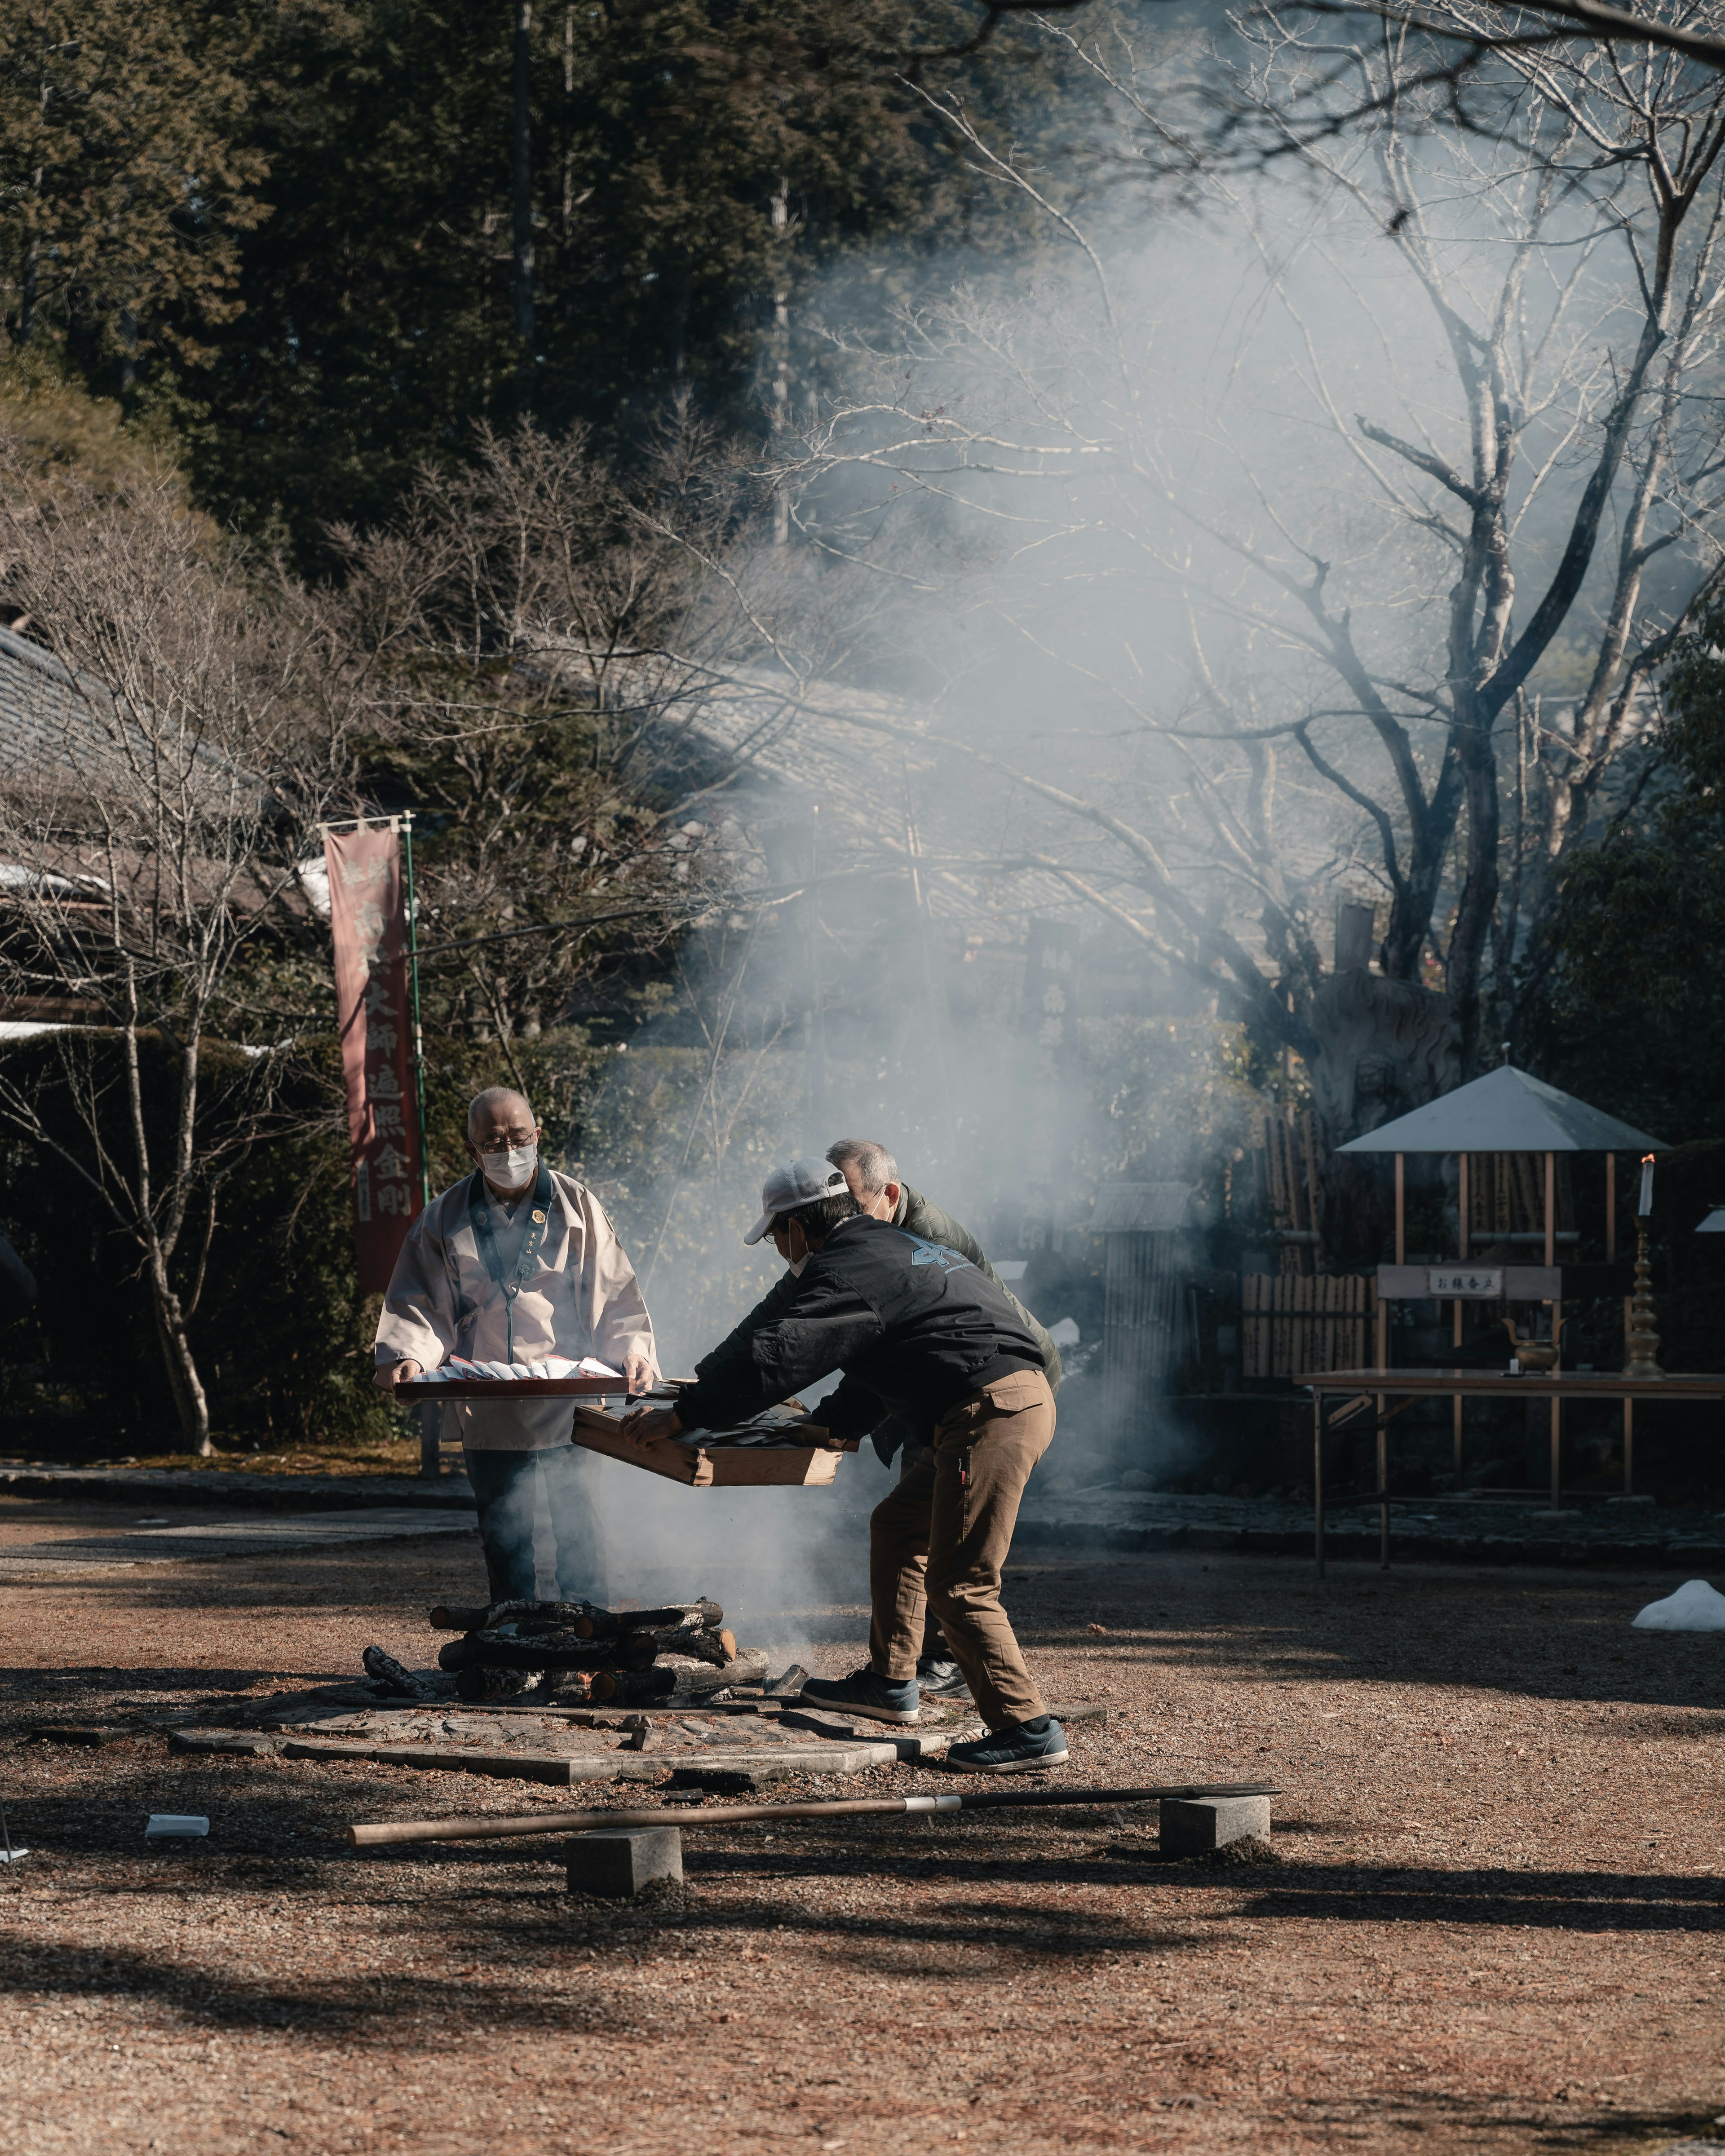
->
[[469, 1165, 556, 1364]]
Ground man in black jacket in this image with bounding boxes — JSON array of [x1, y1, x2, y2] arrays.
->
[[624, 1159, 1066, 1774], [695, 1137, 1061, 1705], [702, 1139, 1062, 1410]]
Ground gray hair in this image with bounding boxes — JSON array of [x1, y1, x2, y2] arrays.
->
[[468, 1085, 535, 1139], [827, 1137, 898, 1197]]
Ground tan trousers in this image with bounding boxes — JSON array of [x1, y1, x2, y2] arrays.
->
[[868, 1366, 1055, 1728]]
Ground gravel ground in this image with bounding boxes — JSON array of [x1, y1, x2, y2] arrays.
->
[[1, 1504, 1722, 2156]]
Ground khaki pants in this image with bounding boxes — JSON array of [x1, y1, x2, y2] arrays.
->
[[868, 1367, 1055, 1728]]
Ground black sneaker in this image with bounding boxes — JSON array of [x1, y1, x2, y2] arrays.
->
[[797, 1665, 920, 1725], [943, 1718, 1068, 1773], [915, 1654, 973, 1702]]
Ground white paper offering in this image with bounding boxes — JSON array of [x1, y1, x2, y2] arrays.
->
[[418, 1355, 624, 1384]]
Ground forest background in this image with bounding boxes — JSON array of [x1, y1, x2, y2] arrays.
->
[[0, 0, 1722, 1467]]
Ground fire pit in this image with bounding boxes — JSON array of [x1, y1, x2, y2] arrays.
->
[[428, 1596, 767, 1705]]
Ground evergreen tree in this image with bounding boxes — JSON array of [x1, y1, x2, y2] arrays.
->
[[1541, 599, 1725, 1142]]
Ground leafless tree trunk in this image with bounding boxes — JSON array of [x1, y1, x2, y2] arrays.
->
[[772, 16, 1725, 1154], [0, 454, 343, 1452], [513, 0, 536, 350]]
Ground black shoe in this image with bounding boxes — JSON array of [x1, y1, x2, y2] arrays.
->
[[944, 1718, 1069, 1774], [915, 1655, 973, 1702], [797, 1666, 920, 1724]]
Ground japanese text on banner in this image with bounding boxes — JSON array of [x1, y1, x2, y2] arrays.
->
[[323, 823, 423, 1292]]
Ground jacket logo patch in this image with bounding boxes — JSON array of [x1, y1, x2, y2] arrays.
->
[[904, 1233, 974, 1273]]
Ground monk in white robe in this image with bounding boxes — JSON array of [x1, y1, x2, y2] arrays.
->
[[374, 1085, 657, 1601]]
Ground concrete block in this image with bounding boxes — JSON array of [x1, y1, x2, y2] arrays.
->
[[1159, 1795, 1270, 1856], [566, 1826, 683, 1898]]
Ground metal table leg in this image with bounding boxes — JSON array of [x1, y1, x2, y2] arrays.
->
[[1313, 1390, 1326, 1579], [1379, 1410, 1389, 1570]]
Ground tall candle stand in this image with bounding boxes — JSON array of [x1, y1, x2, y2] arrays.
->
[[1623, 1215, 1664, 1380]]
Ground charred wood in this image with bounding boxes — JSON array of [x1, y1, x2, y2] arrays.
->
[[454, 1666, 595, 1704], [428, 1598, 723, 1639], [592, 1649, 770, 1702], [438, 1630, 654, 1673], [589, 1666, 677, 1704], [566, 1599, 723, 1640], [362, 1646, 437, 1698]]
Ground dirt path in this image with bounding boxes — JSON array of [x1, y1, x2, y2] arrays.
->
[[0, 1515, 1721, 2155]]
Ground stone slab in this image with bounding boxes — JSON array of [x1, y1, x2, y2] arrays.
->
[[567, 1826, 682, 1898], [169, 1725, 903, 1783], [152, 1696, 1108, 1785], [1160, 1794, 1271, 1856]]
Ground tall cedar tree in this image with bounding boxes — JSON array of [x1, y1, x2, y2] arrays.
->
[[132, 0, 1073, 560], [0, 3, 267, 368]]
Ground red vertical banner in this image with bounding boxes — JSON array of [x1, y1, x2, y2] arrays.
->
[[323, 822, 424, 1292]]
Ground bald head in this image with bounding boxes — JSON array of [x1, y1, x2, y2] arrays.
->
[[468, 1086, 535, 1141], [463, 1087, 541, 1197]]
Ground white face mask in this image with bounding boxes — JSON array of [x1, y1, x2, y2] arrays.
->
[[479, 1144, 537, 1190], [785, 1253, 808, 1278]]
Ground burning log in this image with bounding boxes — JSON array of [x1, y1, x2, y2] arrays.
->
[[454, 1666, 595, 1705], [439, 1629, 661, 1674], [592, 1648, 769, 1703], [565, 1600, 724, 1641], [589, 1666, 677, 1705], [426, 1599, 724, 1637], [628, 1622, 736, 1667]]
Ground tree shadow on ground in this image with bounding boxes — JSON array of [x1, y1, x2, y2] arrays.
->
[[1004, 1551, 1725, 1714]]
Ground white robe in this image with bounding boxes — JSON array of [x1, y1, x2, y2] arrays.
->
[[374, 1170, 658, 1451]]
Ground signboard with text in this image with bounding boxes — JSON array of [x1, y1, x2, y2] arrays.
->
[[324, 822, 423, 1293], [1426, 1267, 1504, 1298]]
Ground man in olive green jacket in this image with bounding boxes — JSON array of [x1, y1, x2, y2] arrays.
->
[[693, 1137, 1062, 1699]]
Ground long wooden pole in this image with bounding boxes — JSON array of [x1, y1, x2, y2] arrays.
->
[[346, 1782, 1280, 1850]]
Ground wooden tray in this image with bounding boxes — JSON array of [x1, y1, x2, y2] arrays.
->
[[399, 1376, 851, 1487], [568, 1405, 856, 1488], [398, 1375, 649, 1400]]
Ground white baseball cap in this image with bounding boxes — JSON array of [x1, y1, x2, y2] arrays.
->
[[743, 1158, 850, 1245]]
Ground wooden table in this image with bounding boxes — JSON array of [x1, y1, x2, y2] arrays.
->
[[1297, 1368, 1725, 1575]]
